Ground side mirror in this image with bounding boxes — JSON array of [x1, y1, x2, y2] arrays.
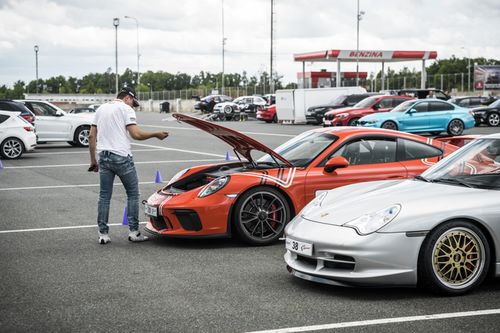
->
[[55, 110, 64, 117], [407, 108, 417, 114], [324, 156, 349, 173]]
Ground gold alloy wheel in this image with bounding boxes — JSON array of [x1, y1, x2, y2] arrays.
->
[[432, 227, 486, 289]]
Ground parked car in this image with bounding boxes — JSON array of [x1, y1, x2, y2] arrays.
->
[[306, 93, 377, 125], [323, 95, 412, 127], [256, 104, 277, 123], [213, 96, 267, 116], [449, 96, 496, 109], [262, 94, 276, 105], [143, 113, 458, 245], [357, 98, 475, 136], [0, 110, 36, 159], [0, 99, 36, 125], [284, 134, 500, 295], [194, 95, 232, 113], [397, 88, 451, 100], [69, 107, 96, 114], [16, 100, 93, 147], [470, 99, 500, 126]]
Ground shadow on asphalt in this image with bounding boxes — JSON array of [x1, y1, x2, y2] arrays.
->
[[149, 233, 274, 250]]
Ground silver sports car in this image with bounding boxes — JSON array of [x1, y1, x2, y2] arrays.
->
[[284, 134, 500, 295]]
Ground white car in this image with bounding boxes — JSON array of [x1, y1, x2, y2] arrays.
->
[[15, 100, 93, 147], [213, 96, 267, 114], [0, 110, 37, 159]]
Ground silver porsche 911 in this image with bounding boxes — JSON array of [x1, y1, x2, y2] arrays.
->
[[284, 134, 500, 295]]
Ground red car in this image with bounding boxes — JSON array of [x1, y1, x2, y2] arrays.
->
[[256, 104, 277, 123], [144, 114, 458, 245], [323, 95, 413, 127]]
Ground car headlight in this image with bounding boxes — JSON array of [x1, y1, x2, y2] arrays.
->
[[300, 191, 328, 216], [166, 168, 190, 186], [361, 120, 377, 124], [336, 113, 348, 118], [198, 176, 230, 198], [343, 204, 401, 235]]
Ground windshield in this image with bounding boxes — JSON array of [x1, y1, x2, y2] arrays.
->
[[328, 95, 346, 105], [257, 131, 337, 167], [391, 100, 417, 112], [490, 99, 500, 108], [420, 138, 500, 190], [353, 96, 378, 108]]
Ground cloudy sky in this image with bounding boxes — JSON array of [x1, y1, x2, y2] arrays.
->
[[0, 0, 499, 88]]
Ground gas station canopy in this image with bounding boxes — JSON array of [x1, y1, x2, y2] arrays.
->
[[294, 49, 438, 89]]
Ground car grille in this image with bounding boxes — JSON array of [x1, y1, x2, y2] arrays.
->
[[151, 215, 172, 231], [297, 254, 355, 271], [324, 114, 334, 121], [174, 209, 202, 231]]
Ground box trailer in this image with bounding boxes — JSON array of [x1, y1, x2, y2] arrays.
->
[[276, 87, 367, 124]]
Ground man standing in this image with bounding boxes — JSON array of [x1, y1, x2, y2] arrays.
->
[[88, 87, 169, 244]]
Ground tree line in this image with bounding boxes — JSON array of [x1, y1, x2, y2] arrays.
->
[[1, 56, 498, 99]]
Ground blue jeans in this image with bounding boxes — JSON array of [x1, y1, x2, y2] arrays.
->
[[97, 151, 139, 234]]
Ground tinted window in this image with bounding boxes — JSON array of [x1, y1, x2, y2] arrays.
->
[[414, 102, 430, 112], [434, 91, 447, 99], [330, 138, 397, 165], [0, 102, 14, 111], [399, 138, 443, 160], [392, 98, 407, 107], [429, 102, 454, 111], [377, 98, 393, 108], [0, 114, 9, 124], [346, 94, 368, 105], [469, 98, 481, 107], [457, 99, 469, 107]]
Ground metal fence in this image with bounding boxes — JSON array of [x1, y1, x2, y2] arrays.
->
[[137, 86, 273, 101]]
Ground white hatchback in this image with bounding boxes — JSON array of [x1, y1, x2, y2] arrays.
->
[[15, 100, 93, 147], [0, 110, 37, 159]]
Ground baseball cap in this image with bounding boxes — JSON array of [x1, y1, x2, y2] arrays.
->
[[119, 87, 140, 107]]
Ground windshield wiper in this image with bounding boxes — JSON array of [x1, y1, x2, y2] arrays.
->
[[432, 178, 476, 188]]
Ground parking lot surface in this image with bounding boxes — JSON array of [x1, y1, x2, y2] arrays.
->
[[1, 112, 500, 332]]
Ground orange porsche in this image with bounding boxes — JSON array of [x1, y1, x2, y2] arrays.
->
[[144, 114, 458, 245]]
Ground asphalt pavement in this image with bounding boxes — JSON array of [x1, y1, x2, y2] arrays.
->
[[1, 112, 500, 332]]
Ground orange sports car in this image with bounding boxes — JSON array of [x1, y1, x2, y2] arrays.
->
[[144, 114, 459, 245]]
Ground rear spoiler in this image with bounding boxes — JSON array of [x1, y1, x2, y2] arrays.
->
[[434, 135, 482, 148]]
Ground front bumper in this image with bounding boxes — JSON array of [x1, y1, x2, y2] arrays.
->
[[144, 190, 237, 238], [284, 216, 425, 287], [256, 111, 274, 121], [305, 114, 323, 124]]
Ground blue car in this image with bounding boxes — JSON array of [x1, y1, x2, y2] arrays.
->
[[357, 98, 475, 136]]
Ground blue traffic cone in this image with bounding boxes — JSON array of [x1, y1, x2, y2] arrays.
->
[[0, 159, 3, 170], [225, 152, 230, 161], [155, 170, 162, 183], [122, 206, 128, 225]]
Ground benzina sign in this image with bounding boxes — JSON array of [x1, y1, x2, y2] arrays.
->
[[348, 51, 383, 58]]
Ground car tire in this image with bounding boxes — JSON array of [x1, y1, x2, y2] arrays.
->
[[233, 186, 291, 245], [67, 141, 78, 146], [447, 119, 464, 136], [224, 105, 233, 114], [486, 112, 500, 126], [233, 114, 240, 121], [418, 220, 490, 295], [74, 126, 90, 147], [0, 137, 24, 159], [348, 118, 360, 126], [272, 114, 278, 123], [430, 132, 442, 136], [381, 121, 398, 130]]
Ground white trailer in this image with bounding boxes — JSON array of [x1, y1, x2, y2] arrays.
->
[[276, 87, 367, 124]]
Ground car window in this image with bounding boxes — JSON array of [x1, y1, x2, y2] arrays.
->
[[398, 138, 443, 161], [377, 98, 392, 108], [469, 98, 481, 106], [414, 102, 430, 112], [429, 101, 454, 111], [329, 138, 397, 165], [346, 95, 366, 105], [457, 99, 469, 107], [354, 96, 379, 108], [32, 102, 57, 116], [392, 98, 407, 107], [0, 102, 14, 111], [434, 91, 447, 99], [0, 114, 9, 124]]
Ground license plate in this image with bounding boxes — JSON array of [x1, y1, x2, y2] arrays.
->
[[324, 120, 331, 126], [285, 238, 313, 256], [144, 204, 158, 217]]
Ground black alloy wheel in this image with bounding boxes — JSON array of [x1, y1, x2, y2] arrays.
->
[[233, 187, 291, 245]]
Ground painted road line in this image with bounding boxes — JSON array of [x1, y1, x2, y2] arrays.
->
[[0, 181, 158, 191], [140, 124, 295, 137], [0, 222, 147, 234], [131, 142, 228, 157], [2, 158, 222, 169], [246, 308, 500, 333]]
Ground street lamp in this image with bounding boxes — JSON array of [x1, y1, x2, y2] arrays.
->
[[221, 0, 225, 95], [356, 0, 365, 86], [147, 83, 152, 99], [113, 17, 120, 94], [34, 45, 39, 94], [461, 46, 471, 92], [124, 16, 140, 86]]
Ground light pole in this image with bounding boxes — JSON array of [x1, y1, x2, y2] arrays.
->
[[221, 0, 226, 95], [34, 45, 39, 94], [124, 16, 140, 86], [113, 18, 120, 94], [461, 46, 471, 92], [356, 0, 365, 86]]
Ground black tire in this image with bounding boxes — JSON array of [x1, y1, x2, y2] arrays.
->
[[447, 119, 464, 136], [0, 137, 24, 159], [74, 126, 90, 147], [381, 121, 398, 130], [233, 114, 241, 122], [265, 120, 272, 123], [486, 112, 500, 127], [233, 186, 291, 245], [223, 105, 233, 114], [418, 220, 490, 295], [348, 117, 360, 126], [67, 141, 78, 146], [272, 114, 278, 123]]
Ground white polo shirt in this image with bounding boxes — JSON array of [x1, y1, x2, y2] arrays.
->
[[92, 99, 137, 157]]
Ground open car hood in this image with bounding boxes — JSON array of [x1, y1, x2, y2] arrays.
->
[[173, 113, 292, 167]]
